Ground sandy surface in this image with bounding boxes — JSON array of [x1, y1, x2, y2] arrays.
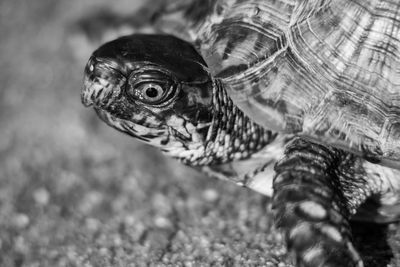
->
[[0, 1, 399, 266]]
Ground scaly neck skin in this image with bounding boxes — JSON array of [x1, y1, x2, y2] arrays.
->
[[170, 79, 278, 166]]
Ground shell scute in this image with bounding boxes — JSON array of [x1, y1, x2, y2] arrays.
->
[[197, 0, 293, 78], [208, 0, 400, 167]]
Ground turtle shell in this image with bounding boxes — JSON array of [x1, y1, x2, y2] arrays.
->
[[159, 0, 400, 168]]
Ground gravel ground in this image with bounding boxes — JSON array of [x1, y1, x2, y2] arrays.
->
[[1, 1, 400, 266]]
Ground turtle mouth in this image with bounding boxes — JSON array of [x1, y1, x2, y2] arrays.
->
[[81, 95, 93, 107], [81, 76, 97, 107], [94, 107, 170, 146]]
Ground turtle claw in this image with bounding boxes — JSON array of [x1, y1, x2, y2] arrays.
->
[[275, 198, 363, 267], [273, 138, 364, 267], [291, 234, 363, 267]]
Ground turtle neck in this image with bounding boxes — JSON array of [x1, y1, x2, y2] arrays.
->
[[177, 79, 278, 166]]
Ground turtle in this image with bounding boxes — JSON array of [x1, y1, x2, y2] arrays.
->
[[80, 0, 400, 266]]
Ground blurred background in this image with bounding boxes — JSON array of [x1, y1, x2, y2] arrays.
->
[[0, 1, 398, 266]]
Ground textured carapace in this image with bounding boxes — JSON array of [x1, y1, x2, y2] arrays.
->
[[159, 0, 400, 168]]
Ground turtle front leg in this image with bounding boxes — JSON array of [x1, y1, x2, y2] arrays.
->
[[272, 137, 363, 267]]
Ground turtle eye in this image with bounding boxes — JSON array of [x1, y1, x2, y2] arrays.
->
[[137, 83, 165, 102], [127, 70, 178, 105], [127, 82, 174, 104]]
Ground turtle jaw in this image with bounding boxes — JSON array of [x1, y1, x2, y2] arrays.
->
[[93, 107, 171, 146]]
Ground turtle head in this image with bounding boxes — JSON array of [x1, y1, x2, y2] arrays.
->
[[82, 34, 216, 159]]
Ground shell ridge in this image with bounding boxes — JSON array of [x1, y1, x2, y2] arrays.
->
[[281, 0, 400, 164]]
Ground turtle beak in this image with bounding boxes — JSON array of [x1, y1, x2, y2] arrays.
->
[[81, 57, 126, 108], [81, 97, 93, 107], [81, 75, 95, 107], [81, 75, 99, 107], [81, 74, 125, 108]]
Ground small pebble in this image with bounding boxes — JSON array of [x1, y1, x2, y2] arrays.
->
[[154, 216, 172, 229], [121, 176, 138, 192], [99, 247, 109, 256], [14, 236, 28, 253], [13, 213, 30, 229], [202, 188, 219, 202], [79, 191, 103, 214], [66, 248, 77, 260], [33, 187, 50, 205], [184, 261, 195, 267], [85, 217, 100, 232], [124, 215, 136, 226], [113, 236, 122, 246]]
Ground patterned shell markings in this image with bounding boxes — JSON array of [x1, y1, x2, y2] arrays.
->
[[188, 0, 400, 168]]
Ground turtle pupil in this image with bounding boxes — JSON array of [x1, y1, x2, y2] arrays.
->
[[146, 87, 159, 98]]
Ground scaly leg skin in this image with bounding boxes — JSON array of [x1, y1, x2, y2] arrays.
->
[[273, 137, 364, 267]]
